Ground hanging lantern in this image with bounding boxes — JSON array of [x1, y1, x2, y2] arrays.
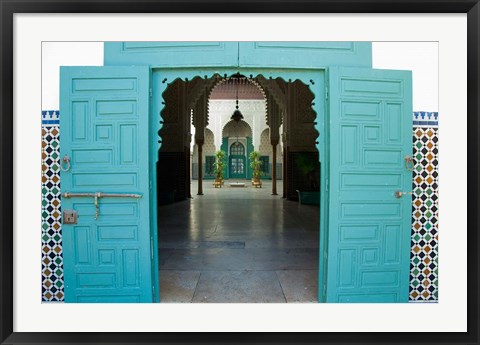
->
[[231, 75, 244, 122]]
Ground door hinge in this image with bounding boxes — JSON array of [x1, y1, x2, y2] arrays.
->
[[325, 178, 329, 192], [149, 88, 153, 97], [323, 284, 327, 298], [325, 86, 328, 101]]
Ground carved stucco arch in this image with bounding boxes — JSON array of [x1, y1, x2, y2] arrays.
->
[[221, 119, 253, 138], [156, 70, 322, 156]]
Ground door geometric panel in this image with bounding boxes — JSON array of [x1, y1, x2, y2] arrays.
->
[[95, 125, 113, 142], [341, 101, 380, 120], [341, 203, 400, 218], [340, 173, 401, 189], [361, 271, 399, 287], [98, 225, 138, 241], [338, 293, 398, 303], [98, 249, 116, 265], [72, 102, 88, 142], [340, 225, 378, 242], [341, 78, 403, 97], [384, 225, 401, 264], [361, 248, 379, 265], [77, 273, 116, 288], [364, 125, 381, 143], [96, 100, 137, 117], [338, 249, 356, 288], [72, 149, 113, 165], [73, 226, 91, 265], [72, 173, 137, 188], [386, 103, 402, 144], [122, 249, 140, 287], [120, 124, 137, 164], [72, 78, 137, 93], [363, 149, 402, 167], [341, 126, 359, 165], [77, 295, 140, 303]]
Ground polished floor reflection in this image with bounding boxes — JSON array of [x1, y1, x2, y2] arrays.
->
[[158, 180, 319, 303]]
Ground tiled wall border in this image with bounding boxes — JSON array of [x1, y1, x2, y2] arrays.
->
[[409, 112, 439, 301], [41, 121, 63, 302]]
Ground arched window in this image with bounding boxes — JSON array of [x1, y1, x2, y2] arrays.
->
[[230, 143, 245, 155]]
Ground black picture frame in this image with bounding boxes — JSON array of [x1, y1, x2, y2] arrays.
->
[[1, 1, 478, 344]]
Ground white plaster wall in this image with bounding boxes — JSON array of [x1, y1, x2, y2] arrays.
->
[[42, 42, 103, 110], [207, 100, 268, 150], [259, 128, 283, 163]]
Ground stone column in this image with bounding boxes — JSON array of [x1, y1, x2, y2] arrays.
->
[[196, 138, 204, 195], [283, 143, 288, 198], [192, 90, 207, 196], [266, 93, 281, 196], [271, 138, 279, 195]]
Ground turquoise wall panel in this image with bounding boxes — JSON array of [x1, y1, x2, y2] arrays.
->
[[239, 42, 371, 68], [105, 42, 239, 67], [105, 42, 371, 69]]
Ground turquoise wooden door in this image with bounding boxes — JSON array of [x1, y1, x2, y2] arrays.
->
[[60, 66, 154, 302], [326, 67, 412, 302], [229, 143, 246, 178]]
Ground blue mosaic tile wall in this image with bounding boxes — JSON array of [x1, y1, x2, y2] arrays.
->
[[410, 112, 439, 301], [41, 110, 439, 302], [41, 111, 63, 301]]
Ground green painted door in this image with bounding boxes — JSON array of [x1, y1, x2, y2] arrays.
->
[[60, 66, 154, 302], [229, 142, 246, 178], [326, 67, 412, 302]]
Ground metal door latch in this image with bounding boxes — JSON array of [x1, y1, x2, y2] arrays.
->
[[63, 210, 78, 224], [394, 190, 413, 198], [62, 192, 142, 220]]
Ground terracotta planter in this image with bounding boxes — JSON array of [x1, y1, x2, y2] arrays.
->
[[213, 178, 223, 188], [252, 177, 262, 188]]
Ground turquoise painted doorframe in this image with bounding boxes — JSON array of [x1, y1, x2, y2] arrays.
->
[[151, 68, 328, 302]]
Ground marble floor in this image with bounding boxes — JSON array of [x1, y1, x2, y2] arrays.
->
[[157, 180, 320, 303]]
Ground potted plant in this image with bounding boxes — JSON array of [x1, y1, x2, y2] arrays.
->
[[249, 151, 263, 188], [213, 150, 226, 188]]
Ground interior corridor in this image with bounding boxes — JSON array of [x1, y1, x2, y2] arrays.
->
[[158, 181, 320, 303]]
